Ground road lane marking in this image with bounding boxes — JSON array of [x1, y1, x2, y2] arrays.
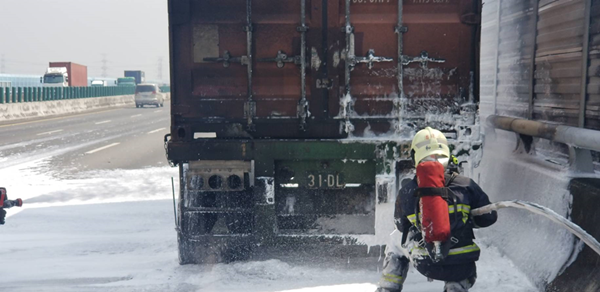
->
[[147, 127, 166, 134], [95, 120, 112, 125], [0, 109, 117, 128], [85, 143, 120, 154], [36, 129, 64, 136], [154, 110, 162, 113], [130, 114, 142, 118]]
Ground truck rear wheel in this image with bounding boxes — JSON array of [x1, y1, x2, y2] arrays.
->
[[177, 233, 196, 265]]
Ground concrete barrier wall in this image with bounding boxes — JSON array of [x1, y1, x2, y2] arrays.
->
[[473, 128, 600, 291], [473, 131, 578, 290], [547, 178, 600, 292], [0, 93, 170, 122]]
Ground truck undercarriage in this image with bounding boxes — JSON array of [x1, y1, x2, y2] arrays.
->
[[167, 136, 481, 264]]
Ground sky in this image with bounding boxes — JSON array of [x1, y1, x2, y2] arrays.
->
[[0, 0, 169, 82]]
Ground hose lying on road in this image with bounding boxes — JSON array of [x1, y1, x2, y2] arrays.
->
[[472, 200, 600, 257]]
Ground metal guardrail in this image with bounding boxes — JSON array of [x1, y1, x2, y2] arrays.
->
[[0, 86, 136, 104], [487, 115, 600, 173]]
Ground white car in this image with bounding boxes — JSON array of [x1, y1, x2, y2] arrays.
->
[[135, 84, 164, 108]]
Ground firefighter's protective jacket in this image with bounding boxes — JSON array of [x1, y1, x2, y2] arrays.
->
[[395, 173, 498, 280]]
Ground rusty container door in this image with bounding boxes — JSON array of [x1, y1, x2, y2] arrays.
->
[[336, 0, 480, 136], [171, 0, 337, 139], [169, 0, 480, 140]]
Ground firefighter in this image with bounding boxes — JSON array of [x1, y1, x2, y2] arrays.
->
[[376, 127, 498, 292], [0, 188, 22, 225], [0, 208, 5, 225]]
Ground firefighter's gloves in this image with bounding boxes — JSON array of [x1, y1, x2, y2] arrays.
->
[[401, 227, 419, 249]]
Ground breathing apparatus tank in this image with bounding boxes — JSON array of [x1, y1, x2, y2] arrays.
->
[[411, 127, 451, 261]]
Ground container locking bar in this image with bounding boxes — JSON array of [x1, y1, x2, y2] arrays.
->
[[203, 51, 248, 68], [298, 0, 309, 131], [402, 50, 445, 69], [258, 51, 303, 68], [395, 0, 407, 133], [258, 0, 310, 130], [349, 49, 393, 70], [244, 0, 255, 131], [341, 0, 394, 134], [340, 0, 354, 133], [202, 0, 255, 131]]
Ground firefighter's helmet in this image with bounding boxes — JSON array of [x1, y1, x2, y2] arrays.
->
[[411, 127, 450, 168]]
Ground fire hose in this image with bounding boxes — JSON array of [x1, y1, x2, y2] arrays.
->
[[472, 200, 600, 257]]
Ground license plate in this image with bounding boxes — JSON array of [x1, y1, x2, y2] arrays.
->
[[306, 173, 345, 189]]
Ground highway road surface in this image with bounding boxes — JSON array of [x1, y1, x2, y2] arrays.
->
[[0, 104, 538, 292], [0, 104, 171, 178]]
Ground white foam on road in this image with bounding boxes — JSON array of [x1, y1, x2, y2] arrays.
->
[[0, 164, 537, 292]]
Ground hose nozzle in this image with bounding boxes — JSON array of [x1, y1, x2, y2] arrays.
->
[[433, 241, 443, 262]]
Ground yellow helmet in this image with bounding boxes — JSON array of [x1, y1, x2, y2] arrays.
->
[[411, 127, 450, 168]]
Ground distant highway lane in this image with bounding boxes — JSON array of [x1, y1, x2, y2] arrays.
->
[[0, 104, 171, 178]]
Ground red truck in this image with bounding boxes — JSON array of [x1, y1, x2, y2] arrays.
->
[[43, 62, 88, 87]]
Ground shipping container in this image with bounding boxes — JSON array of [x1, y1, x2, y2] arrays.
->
[[166, 0, 484, 264], [124, 70, 145, 84], [49, 62, 88, 87], [117, 77, 137, 87], [88, 77, 117, 87]]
